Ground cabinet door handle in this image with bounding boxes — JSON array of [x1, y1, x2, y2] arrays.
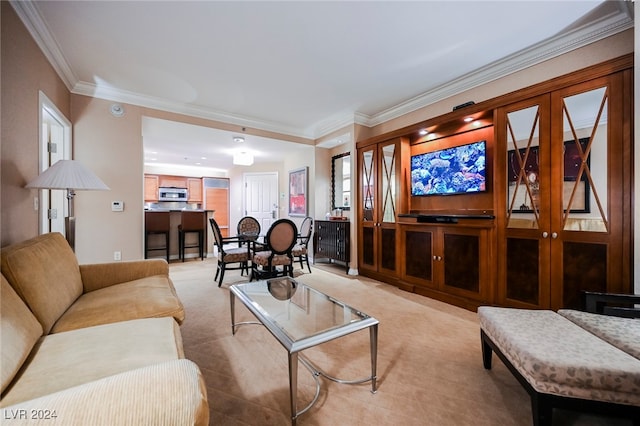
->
[[551, 232, 558, 239], [542, 232, 549, 238]]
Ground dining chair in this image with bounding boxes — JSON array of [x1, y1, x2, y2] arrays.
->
[[209, 218, 249, 287], [237, 216, 261, 241], [292, 216, 313, 273], [250, 219, 298, 281]]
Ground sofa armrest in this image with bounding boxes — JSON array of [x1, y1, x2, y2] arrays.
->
[[79, 259, 169, 292], [0, 359, 209, 425]]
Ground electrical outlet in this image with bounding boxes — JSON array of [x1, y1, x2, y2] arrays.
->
[[113, 251, 121, 261]]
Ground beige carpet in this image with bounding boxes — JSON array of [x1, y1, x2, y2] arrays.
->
[[169, 258, 631, 426]]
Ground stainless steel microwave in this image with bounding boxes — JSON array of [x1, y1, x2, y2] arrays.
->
[[159, 187, 188, 201]]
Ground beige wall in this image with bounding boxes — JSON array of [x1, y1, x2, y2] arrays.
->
[[71, 96, 144, 263], [366, 29, 634, 139], [1, 3, 70, 246], [1, 1, 636, 287]]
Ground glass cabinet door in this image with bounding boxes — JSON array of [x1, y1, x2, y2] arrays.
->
[[500, 74, 627, 310], [380, 143, 397, 223], [501, 95, 551, 308], [550, 77, 624, 309], [359, 146, 377, 271], [358, 139, 399, 275], [378, 141, 397, 273]]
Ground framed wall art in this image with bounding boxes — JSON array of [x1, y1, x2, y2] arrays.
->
[[288, 167, 308, 217]]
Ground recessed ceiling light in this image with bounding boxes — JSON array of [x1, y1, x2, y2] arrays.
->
[[464, 117, 474, 123], [233, 136, 245, 143], [419, 129, 428, 136]]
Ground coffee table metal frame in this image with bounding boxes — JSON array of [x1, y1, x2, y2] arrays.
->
[[229, 279, 378, 425]]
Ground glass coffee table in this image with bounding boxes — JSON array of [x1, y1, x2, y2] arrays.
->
[[229, 277, 379, 425]]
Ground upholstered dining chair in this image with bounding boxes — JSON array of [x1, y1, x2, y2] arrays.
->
[[250, 219, 298, 281], [292, 216, 313, 273], [237, 216, 261, 241], [209, 218, 249, 287]]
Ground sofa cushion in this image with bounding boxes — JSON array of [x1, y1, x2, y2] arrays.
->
[[1, 233, 83, 334], [478, 306, 640, 406], [0, 317, 183, 407], [558, 309, 640, 360], [0, 360, 209, 426], [0, 275, 43, 394], [51, 275, 185, 333]]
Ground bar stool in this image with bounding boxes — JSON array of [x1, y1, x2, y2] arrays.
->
[[145, 211, 170, 262], [178, 211, 206, 261]]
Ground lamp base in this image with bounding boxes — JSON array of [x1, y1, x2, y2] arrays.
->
[[65, 216, 76, 252]]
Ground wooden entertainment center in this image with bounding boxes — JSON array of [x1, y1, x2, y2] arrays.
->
[[355, 55, 634, 311]]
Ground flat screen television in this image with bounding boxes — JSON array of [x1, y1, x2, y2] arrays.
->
[[411, 140, 486, 196]]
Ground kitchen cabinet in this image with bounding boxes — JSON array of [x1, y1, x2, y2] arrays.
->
[[496, 71, 632, 310], [187, 178, 202, 202], [159, 176, 187, 188], [357, 137, 410, 285], [144, 175, 159, 202], [400, 222, 492, 305], [313, 220, 350, 273]]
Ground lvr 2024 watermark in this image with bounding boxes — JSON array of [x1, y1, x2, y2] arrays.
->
[[3, 409, 58, 420]]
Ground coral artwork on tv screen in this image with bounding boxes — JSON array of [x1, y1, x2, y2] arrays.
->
[[411, 140, 486, 196]]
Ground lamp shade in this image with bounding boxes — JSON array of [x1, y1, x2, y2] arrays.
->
[[25, 160, 109, 191]]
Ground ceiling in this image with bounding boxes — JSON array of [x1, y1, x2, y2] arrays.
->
[[13, 1, 633, 171]]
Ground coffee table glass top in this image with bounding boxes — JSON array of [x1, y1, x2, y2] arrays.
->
[[230, 277, 378, 353]]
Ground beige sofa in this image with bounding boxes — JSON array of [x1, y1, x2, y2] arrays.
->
[[1, 232, 209, 425], [478, 305, 640, 426]]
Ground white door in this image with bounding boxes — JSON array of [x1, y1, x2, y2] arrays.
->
[[243, 172, 279, 232], [39, 92, 71, 235]]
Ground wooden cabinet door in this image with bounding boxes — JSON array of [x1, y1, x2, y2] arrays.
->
[[144, 175, 159, 202], [358, 139, 404, 277], [401, 224, 489, 301], [439, 226, 490, 302], [497, 73, 631, 310], [187, 178, 202, 202], [548, 75, 628, 309], [159, 175, 187, 188], [400, 225, 435, 288]]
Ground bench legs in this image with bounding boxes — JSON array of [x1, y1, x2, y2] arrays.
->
[[480, 329, 640, 426]]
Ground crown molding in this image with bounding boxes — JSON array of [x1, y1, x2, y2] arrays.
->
[[72, 81, 310, 140], [13, 0, 633, 141], [367, 2, 634, 127], [10, 0, 78, 91]]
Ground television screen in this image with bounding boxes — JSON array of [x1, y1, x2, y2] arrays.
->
[[411, 140, 486, 196]]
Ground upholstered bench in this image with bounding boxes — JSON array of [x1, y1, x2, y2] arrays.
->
[[478, 306, 640, 426]]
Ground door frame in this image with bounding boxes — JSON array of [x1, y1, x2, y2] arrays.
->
[[38, 91, 72, 235]]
